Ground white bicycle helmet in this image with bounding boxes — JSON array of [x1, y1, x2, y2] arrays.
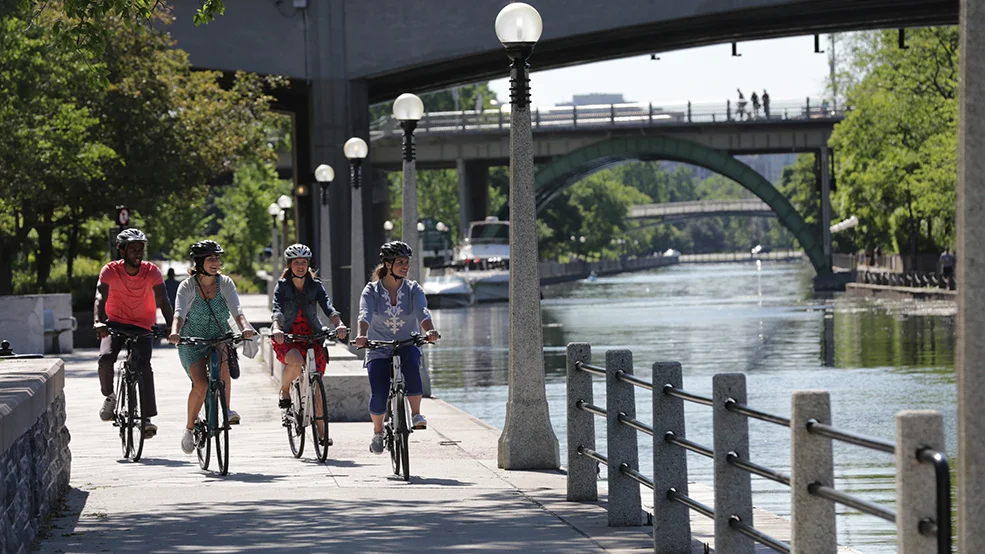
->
[[116, 228, 147, 248], [284, 243, 312, 260]]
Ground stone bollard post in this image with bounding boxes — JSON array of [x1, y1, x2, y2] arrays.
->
[[713, 373, 754, 554], [896, 410, 945, 554], [652, 361, 691, 552], [605, 349, 642, 526], [566, 343, 597, 501], [791, 391, 837, 554]]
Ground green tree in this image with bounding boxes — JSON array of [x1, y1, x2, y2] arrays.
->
[[830, 27, 958, 256]]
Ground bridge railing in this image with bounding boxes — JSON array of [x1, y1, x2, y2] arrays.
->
[[370, 97, 845, 138], [678, 250, 804, 263], [566, 343, 951, 554]]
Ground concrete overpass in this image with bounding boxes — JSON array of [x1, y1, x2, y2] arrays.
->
[[161, 0, 957, 317], [628, 199, 776, 224]]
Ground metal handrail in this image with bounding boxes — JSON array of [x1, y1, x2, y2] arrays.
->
[[615, 370, 654, 391], [577, 445, 608, 467], [667, 487, 715, 520], [726, 451, 791, 486], [617, 412, 654, 437], [620, 463, 654, 489], [724, 398, 792, 428], [663, 384, 713, 406], [730, 516, 791, 554], [917, 448, 952, 553], [575, 399, 607, 418], [806, 419, 895, 454], [575, 360, 606, 377], [808, 482, 896, 523], [664, 431, 714, 459]]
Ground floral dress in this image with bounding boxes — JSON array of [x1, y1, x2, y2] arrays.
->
[[177, 279, 232, 374]]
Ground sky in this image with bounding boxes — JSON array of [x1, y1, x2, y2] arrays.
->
[[488, 35, 837, 108]]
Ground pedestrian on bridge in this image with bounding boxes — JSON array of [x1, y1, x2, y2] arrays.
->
[[736, 88, 747, 121], [762, 90, 770, 119], [751, 91, 761, 119]]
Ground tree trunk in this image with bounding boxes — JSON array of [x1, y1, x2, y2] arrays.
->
[[0, 243, 15, 295], [36, 211, 54, 291], [66, 215, 80, 282]]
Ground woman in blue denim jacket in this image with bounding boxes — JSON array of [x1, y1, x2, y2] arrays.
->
[[271, 244, 348, 414], [353, 241, 439, 455]]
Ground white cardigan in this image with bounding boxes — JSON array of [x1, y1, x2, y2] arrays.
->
[[173, 274, 244, 321]]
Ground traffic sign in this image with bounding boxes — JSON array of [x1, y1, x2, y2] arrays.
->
[[116, 206, 130, 227]]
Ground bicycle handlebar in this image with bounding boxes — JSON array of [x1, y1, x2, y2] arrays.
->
[[177, 333, 247, 347], [361, 332, 440, 350], [108, 325, 166, 340], [284, 328, 337, 344]]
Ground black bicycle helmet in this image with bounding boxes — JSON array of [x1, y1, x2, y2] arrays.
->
[[116, 228, 147, 248], [189, 240, 224, 259], [379, 241, 413, 260]]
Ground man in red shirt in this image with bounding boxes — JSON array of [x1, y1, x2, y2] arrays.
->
[[94, 228, 174, 438]]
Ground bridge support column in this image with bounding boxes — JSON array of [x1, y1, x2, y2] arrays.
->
[[820, 147, 832, 261], [958, 1, 985, 550], [457, 159, 490, 234], [302, 0, 375, 323]]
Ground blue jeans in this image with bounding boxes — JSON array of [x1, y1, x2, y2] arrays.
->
[[367, 345, 422, 416]]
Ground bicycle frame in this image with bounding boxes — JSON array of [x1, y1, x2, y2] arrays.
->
[[283, 329, 335, 461], [108, 326, 157, 462]]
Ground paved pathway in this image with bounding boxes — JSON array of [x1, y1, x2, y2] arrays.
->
[[35, 346, 666, 554]]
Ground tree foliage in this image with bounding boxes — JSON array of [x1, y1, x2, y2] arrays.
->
[[829, 27, 958, 255]]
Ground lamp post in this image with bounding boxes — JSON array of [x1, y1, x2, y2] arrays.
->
[[416, 220, 426, 282], [344, 137, 368, 346], [494, 2, 559, 470], [267, 202, 282, 309], [394, 93, 425, 282], [383, 220, 394, 242], [315, 164, 335, 295], [277, 194, 293, 248], [436, 221, 449, 263]]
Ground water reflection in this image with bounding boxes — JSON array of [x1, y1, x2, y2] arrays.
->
[[428, 262, 956, 554]]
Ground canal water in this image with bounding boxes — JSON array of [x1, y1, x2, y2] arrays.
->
[[426, 261, 957, 554]]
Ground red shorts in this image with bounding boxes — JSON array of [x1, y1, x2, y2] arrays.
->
[[274, 312, 329, 374]]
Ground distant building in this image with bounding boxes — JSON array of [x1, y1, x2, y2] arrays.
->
[[557, 93, 628, 106]]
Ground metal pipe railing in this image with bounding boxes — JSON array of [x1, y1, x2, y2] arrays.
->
[[730, 516, 791, 554], [724, 398, 792, 427], [574, 360, 606, 377], [663, 384, 713, 406], [667, 487, 714, 520], [617, 412, 654, 437], [808, 482, 896, 523], [619, 463, 654, 489], [806, 419, 896, 454], [917, 448, 952, 553], [726, 451, 791, 486], [577, 445, 608, 467], [664, 431, 713, 459], [575, 399, 606, 418], [615, 370, 653, 391]]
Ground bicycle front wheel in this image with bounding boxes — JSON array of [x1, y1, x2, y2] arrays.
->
[[286, 379, 305, 458], [127, 372, 146, 462], [214, 381, 230, 476], [115, 371, 131, 458], [395, 392, 410, 481], [310, 374, 330, 462]]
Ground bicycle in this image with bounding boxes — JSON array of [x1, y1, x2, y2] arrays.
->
[[361, 332, 436, 481], [178, 332, 245, 476], [108, 325, 162, 462], [282, 328, 336, 462]]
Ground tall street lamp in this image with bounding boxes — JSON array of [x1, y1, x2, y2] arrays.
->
[[315, 163, 335, 296], [267, 202, 282, 309], [394, 93, 425, 282], [344, 137, 368, 344], [494, 2, 559, 470], [277, 194, 293, 248], [383, 220, 394, 242]]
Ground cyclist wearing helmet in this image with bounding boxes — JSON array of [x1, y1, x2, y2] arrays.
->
[[94, 228, 174, 439], [168, 240, 255, 454], [271, 243, 348, 432], [353, 240, 439, 454]]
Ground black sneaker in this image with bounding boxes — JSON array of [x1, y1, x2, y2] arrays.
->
[[278, 398, 292, 409]]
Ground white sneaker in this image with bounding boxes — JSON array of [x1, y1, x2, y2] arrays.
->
[[228, 410, 240, 424], [180, 428, 195, 454], [412, 413, 427, 430], [369, 432, 385, 454], [99, 394, 116, 421]]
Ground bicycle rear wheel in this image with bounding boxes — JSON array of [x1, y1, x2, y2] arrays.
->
[[310, 374, 330, 462], [395, 392, 410, 481], [214, 381, 230, 476], [286, 379, 305, 458], [127, 372, 146, 461]]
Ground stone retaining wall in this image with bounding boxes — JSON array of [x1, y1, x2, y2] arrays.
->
[[0, 359, 71, 554]]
